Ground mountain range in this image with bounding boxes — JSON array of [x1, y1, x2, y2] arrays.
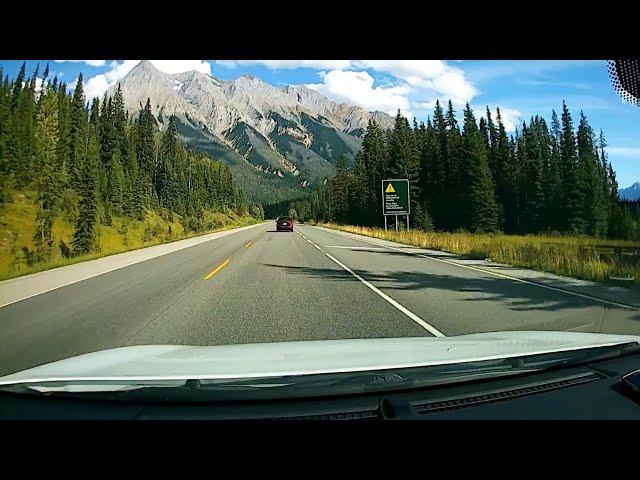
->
[[107, 61, 394, 203], [619, 182, 640, 201]]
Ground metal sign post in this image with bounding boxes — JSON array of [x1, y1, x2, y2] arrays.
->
[[395, 215, 398, 231]]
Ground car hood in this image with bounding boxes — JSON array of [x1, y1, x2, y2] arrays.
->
[[1, 331, 639, 385]]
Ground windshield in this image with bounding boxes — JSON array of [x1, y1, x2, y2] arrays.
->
[[0, 59, 639, 400]]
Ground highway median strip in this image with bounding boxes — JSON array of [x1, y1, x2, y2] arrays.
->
[[204, 259, 231, 280]]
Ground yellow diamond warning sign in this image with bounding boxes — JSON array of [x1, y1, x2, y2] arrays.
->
[[385, 183, 396, 193]]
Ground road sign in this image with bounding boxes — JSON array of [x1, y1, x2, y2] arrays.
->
[[382, 179, 410, 215]]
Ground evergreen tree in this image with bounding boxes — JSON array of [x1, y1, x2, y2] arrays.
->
[[493, 108, 519, 232], [0, 68, 11, 204], [518, 119, 545, 233], [459, 104, 498, 232], [33, 86, 61, 261], [560, 101, 584, 234], [122, 127, 138, 217], [135, 98, 156, 207], [156, 115, 179, 210], [360, 119, 388, 224], [349, 151, 369, 224], [99, 94, 115, 176], [69, 74, 88, 189], [429, 101, 448, 228], [330, 154, 350, 223], [9, 63, 36, 187], [486, 107, 498, 178], [444, 100, 463, 229], [107, 149, 125, 216], [111, 84, 128, 160], [479, 116, 490, 153], [73, 128, 99, 255], [544, 109, 563, 231], [55, 85, 71, 184], [576, 112, 607, 237]]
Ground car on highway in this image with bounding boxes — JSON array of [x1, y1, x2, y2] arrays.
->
[[276, 216, 294, 232]]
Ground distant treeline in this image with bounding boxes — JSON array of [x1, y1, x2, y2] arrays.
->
[[281, 101, 638, 240], [0, 63, 262, 262]]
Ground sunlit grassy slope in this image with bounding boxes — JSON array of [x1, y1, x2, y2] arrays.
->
[[320, 223, 640, 286], [0, 190, 259, 281]]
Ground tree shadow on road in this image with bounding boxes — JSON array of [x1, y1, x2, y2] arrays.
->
[[260, 262, 640, 321], [323, 247, 460, 260]]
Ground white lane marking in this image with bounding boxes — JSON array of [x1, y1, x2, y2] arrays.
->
[[297, 228, 323, 252], [312, 226, 638, 311], [323, 252, 445, 337], [0, 222, 270, 311], [326, 245, 388, 251]]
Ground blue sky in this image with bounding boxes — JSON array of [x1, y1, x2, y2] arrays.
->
[[1, 59, 638, 188]]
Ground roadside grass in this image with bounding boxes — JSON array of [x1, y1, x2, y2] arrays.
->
[[0, 191, 259, 281], [318, 223, 640, 286]]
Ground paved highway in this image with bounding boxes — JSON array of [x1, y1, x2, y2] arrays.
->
[[1, 222, 639, 376]]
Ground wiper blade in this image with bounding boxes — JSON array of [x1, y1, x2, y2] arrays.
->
[[0, 379, 186, 395]]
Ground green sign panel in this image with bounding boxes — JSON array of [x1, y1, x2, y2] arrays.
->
[[382, 179, 410, 215]]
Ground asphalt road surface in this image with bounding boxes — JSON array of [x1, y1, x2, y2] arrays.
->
[[1, 222, 639, 376]]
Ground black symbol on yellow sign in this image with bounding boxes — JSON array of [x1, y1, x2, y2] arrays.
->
[[385, 183, 395, 193]]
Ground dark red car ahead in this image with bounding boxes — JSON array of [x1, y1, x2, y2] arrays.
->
[[276, 216, 294, 232]]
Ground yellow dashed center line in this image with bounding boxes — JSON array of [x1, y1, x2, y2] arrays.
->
[[203, 259, 231, 280], [244, 241, 253, 248]]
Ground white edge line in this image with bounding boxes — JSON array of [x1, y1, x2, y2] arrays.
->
[[326, 245, 388, 250], [324, 252, 445, 337], [0, 222, 268, 310], [314, 226, 638, 311]]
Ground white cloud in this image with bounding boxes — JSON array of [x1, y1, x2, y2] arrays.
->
[[219, 60, 478, 111], [356, 60, 448, 88], [80, 60, 213, 100], [470, 105, 522, 133], [83, 60, 139, 100], [493, 107, 521, 133], [413, 100, 438, 110], [54, 60, 107, 67], [147, 60, 211, 75], [217, 60, 352, 70], [607, 147, 640, 158], [306, 70, 411, 116], [464, 60, 601, 83], [20, 77, 44, 94]]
